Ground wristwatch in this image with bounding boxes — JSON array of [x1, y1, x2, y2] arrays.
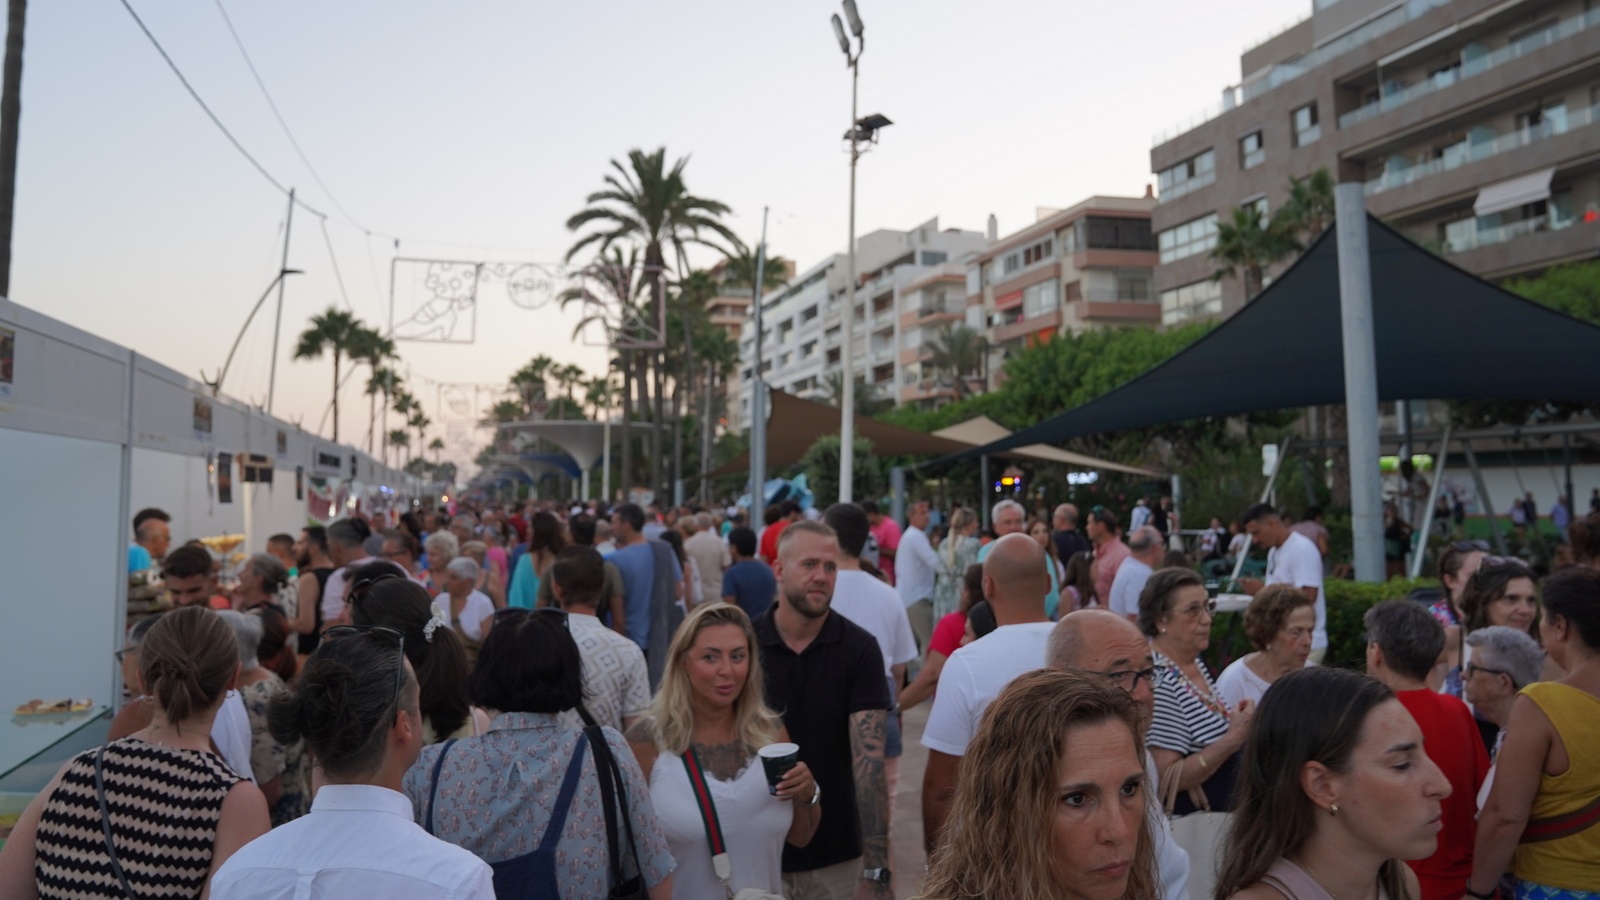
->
[[861, 867, 891, 886]]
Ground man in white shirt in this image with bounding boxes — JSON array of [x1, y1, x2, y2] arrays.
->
[[1047, 608, 1193, 900], [550, 545, 651, 733], [1129, 497, 1152, 531], [921, 532, 1055, 853], [1107, 526, 1165, 622], [683, 513, 731, 611], [211, 622, 494, 900], [1238, 502, 1327, 663], [894, 501, 944, 656], [321, 518, 376, 627]]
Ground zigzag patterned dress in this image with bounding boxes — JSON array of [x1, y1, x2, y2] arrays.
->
[[33, 737, 245, 898]]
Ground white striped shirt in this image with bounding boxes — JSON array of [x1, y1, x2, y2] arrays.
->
[[1147, 650, 1230, 755]]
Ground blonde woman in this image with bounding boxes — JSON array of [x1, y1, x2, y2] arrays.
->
[[626, 603, 820, 899], [920, 667, 1157, 900], [932, 507, 980, 621]]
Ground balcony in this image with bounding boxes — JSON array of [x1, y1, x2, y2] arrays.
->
[[1340, 8, 1600, 129], [1071, 298, 1161, 324], [1443, 213, 1599, 276], [1366, 105, 1600, 196], [992, 309, 1062, 344], [1444, 213, 1571, 254]]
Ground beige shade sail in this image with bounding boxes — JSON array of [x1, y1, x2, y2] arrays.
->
[[932, 416, 1161, 477]]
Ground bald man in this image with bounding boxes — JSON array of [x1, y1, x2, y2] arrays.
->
[[920, 532, 1054, 853], [1047, 610, 1192, 900]]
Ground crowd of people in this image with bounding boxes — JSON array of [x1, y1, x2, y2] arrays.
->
[[1, 491, 1597, 900]]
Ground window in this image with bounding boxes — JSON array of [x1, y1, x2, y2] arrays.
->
[[801, 305, 819, 323], [920, 251, 947, 265], [1157, 149, 1216, 201], [1022, 238, 1054, 265], [825, 325, 841, 341], [1160, 280, 1223, 325], [1240, 131, 1264, 169], [800, 340, 817, 359], [1023, 279, 1059, 318], [1157, 213, 1219, 264], [1292, 103, 1320, 147], [1085, 217, 1156, 250], [1247, 197, 1269, 220], [826, 348, 841, 365], [1001, 252, 1021, 275]]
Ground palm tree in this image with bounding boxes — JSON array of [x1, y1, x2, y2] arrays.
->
[[387, 428, 412, 465], [351, 329, 396, 453], [824, 371, 893, 418], [584, 375, 617, 421], [293, 307, 370, 442], [1275, 167, 1337, 249], [925, 324, 988, 397], [510, 355, 555, 415], [561, 245, 648, 493], [565, 147, 741, 497], [363, 360, 400, 455], [408, 410, 430, 463], [1211, 204, 1297, 301], [720, 245, 791, 295], [428, 436, 445, 464]]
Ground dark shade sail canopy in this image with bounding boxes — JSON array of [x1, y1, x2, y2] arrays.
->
[[937, 215, 1600, 464]]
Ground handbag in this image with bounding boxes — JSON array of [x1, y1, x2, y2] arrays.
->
[[1161, 756, 1231, 900], [681, 749, 787, 900], [93, 745, 137, 900], [586, 725, 649, 900]]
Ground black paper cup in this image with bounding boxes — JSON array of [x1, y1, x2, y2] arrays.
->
[[758, 742, 799, 794]]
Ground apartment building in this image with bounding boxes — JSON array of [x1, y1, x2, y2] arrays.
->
[[730, 217, 988, 427], [1152, 0, 1600, 322], [703, 259, 797, 341], [966, 197, 1159, 391]]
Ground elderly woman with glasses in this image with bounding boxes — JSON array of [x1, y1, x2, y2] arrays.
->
[[1139, 566, 1254, 813], [1462, 625, 1546, 808]]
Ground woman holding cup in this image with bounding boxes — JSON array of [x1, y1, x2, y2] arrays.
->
[[627, 603, 819, 899]]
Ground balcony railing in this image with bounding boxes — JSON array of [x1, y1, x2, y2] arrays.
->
[[1444, 213, 1579, 254], [1366, 104, 1600, 196], [1340, 8, 1600, 129], [1080, 290, 1156, 303]]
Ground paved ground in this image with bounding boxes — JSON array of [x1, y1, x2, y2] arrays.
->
[[890, 702, 931, 900]]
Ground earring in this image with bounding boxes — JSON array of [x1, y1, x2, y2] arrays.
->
[[1329, 803, 1339, 816]]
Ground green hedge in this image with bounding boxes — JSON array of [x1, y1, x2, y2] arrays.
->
[[1204, 577, 1440, 673]]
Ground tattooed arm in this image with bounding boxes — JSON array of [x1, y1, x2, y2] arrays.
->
[[849, 708, 892, 900]]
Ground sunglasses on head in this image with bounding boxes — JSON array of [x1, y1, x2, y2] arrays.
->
[[1477, 555, 1532, 575], [1449, 540, 1491, 553]]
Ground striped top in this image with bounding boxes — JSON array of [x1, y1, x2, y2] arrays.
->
[[1147, 649, 1231, 755], [34, 737, 245, 899]]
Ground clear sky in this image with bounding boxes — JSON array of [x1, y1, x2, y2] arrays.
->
[[11, 0, 1306, 471]]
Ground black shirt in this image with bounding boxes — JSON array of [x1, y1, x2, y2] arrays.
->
[[1054, 528, 1091, 563], [754, 607, 890, 872]]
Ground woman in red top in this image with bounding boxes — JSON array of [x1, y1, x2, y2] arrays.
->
[[1363, 600, 1488, 900]]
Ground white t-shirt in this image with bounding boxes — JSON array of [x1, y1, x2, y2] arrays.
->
[[435, 591, 496, 643], [1108, 557, 1154, 621], [1214, 655, 1272, 711], [211, 691, 256, 783], [922, 621, 1056, 756], [830, 570, 917, 686], [1266, 531, 1326, 650]]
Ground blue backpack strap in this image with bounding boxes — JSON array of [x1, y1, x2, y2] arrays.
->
[[538, 731, 591, 851], [424, 738, 458, 835]]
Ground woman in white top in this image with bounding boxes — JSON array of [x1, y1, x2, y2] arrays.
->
[[626, 603, 820, 899], [438, 556, 496, 643], [1215, 584, 1315, 709]]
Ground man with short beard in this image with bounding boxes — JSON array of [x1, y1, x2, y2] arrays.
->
[[754, 521, 893, 899]]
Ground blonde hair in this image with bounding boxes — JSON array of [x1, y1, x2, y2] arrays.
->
[[921, 668, 1158, 900], [646, 603, 781, 755]]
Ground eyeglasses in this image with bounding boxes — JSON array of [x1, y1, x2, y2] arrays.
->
[[1464, 662, 1511, 681], [1450, 540, 1491, 553], [1176, 599, 1218, 618], [323, 625, 406, 710], [1090, 665, 1168, 692], [113, 647, 131, 664]]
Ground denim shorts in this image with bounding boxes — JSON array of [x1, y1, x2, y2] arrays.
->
[[885, 705, 902, 758]]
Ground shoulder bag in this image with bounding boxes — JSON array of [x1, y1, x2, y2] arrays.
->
[[681, 748, 786, 900], [93, 745, 137, 899], [1161, 755, 1231, 900], [586, 725, 649, 900]]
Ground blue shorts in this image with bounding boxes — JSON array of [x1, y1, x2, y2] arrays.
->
[[885, 705, 902, 758]]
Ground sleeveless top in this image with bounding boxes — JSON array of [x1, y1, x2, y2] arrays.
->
[[300, 566, 335, 655], [1259, 858, 1391, 900], [1512, 682, 1600, 892], [34, 737, 246, 899], [649, 747, 789, 899]]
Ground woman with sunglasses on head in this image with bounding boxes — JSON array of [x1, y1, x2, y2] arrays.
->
[[626, 603, 817, 899], [1139, 566, 1254, 813], [405, 607, 677, 900], [1470, 566, 1600, 900], [1215, 667, 1450, 900], [1427, 540, 1490, 697], [0, 607, 270, 900], [1215, 584, 1316, 710], [210, 624, 495, 899], [349, 570, 489, 744], [1461, 555, 1563, 685]]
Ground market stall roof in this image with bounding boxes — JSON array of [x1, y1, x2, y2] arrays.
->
[[931, 416, 1161, 477], [498, 419, 616, 469], [936, 215, 1600, 464]]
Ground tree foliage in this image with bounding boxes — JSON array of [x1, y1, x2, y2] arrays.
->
[[802, 436, 885, 508]]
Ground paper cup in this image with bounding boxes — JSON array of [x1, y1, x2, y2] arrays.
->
[[758, 742, 799, 794]]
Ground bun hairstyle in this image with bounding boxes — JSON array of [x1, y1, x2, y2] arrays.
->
[[349, 575, 471, 739], [138, 607, 238, 728], [268, 631, 414, 779]]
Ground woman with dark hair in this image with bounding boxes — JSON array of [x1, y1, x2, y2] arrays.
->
[[1460, 555, 1561, 689], [0, 607, 270, 898], [1427, 539, 1490, 697], [920, 668, 1157, 900], [508, 511, 568, 610], [210, 624, 495, 899], [1216, 667, 1451, 900], [901, 563, 987, 710], [1470, 566, 1600, 900], [1140, 566, 1253, 812], [404, 608, 676, 899], [349, 571, 489, 744], [1063, 549, 1097, 611], [658, 529, 700, 609]]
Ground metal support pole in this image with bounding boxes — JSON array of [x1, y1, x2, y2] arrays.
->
[[1563, 432, 1574, 514], [1233, 437, 1293, 583], [890, 466, 906, 525], [749, 208, 769, 515], [839, 56, 860, 504], [1409, 425, 1451, 579], [1170, 474, 1182, 531], [267, 188, 295, 413], [602, 417, 612, 503], [980, 455, 991, 532], [1335, 184, 1385, 584], [1462, 440, 1507, 555]]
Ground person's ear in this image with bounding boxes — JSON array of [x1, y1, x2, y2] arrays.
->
[[1300, 760, 1339, 814], [1365, 641, 1384, 674]]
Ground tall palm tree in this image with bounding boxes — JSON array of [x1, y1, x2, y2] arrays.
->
[[720, 245, 791, 295], [428, 436, 445, 464], [584, 375, 617, 421], [386, 428, 412, 465], [565, 147, 741, 497], [510, 355, 555, 415], [1275, 167, 1337, 249], [408, 410, 430, 463], [926, 324, 988, 397], [561, 245, 647, 493], [293, 307, 370, 442], [1211, 205, 1296, 301], [356, 331, 398, 453]]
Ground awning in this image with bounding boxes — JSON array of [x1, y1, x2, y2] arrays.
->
[[1474, 168, 1553, 217], [994, 290, 1024, 311], [931, 416, 1161, 477]]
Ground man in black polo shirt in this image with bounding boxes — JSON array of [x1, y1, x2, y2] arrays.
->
[[755, 520, 893, 900]]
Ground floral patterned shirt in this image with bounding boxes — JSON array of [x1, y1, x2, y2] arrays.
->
[[1429, 600, 1465, 698], [238, 675, 311, 827], [402, 712, 674, 899]]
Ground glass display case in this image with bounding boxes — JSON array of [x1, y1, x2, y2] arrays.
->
[[0, 706, 110, 847]]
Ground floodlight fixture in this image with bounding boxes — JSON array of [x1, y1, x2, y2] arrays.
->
[[842, 0, 864, 37], [830, 14, 850, 56]]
